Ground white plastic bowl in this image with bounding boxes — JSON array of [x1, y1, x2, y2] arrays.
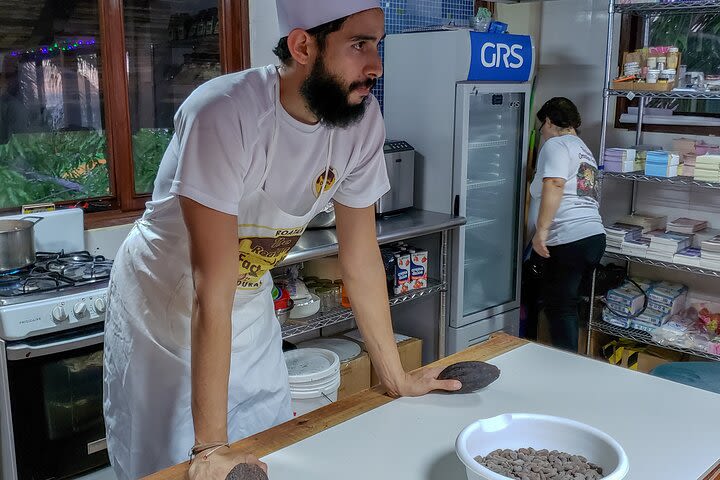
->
[[456, 413, 629, 480]]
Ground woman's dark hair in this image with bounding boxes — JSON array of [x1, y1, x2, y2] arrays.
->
[[273, 17, 348, 66], [536, 97, 582, 130]]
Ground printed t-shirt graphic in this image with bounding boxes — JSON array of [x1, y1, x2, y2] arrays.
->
[[237, 225, 305, 289], [314, 167, 337, 197], [576, 145, 600, 201]]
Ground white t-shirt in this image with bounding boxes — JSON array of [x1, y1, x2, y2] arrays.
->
[[528, 135, 604, 246], [144, 65, 390, 235]]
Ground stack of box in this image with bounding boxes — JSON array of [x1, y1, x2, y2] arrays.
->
[[604, 148, 639, 173], [666, 217, 708, 234], [645, 230, 693, 262], [700, 234, 720, 271], [674, 247, 702, 267], [671, 139, 719, 178], [694, 155, 720, 183], [380, 242, 429, 295], [673, 138, 697, 177], [696, 142, 720, 157], [645, 151, 680, 178], [618, 213, 667, 233], [604, 280, 688, 333], [629, 282, 687, 332], [621, 236, 651, 257], [648, 282, 688, 316], [605, 222, 643, 252], [606, 283, 646, 317]]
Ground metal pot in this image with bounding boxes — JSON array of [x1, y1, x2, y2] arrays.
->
[[0, 216, 42, 272], [307, 201, 336, 229]]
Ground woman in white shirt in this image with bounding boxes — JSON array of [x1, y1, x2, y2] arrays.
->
[[527, 97, 606, 352]]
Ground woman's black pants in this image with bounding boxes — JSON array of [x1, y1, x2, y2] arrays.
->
[[526, 233, 606, 352]]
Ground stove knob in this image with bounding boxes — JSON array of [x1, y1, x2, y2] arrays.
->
[[52, 305, 69, 323], [94, 297, 107, 313], [73, 302, 88, 317]]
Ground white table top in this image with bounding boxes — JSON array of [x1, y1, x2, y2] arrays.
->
[[262, 343, 720, 480]]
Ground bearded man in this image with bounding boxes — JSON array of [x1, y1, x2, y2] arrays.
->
[[103, 2, 460, 479]]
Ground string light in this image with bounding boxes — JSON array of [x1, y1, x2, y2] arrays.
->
[[9, 38, 96, 57]]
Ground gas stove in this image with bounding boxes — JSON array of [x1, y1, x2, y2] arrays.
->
[[0, 250, 112, 341]]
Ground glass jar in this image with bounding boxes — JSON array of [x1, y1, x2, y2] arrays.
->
[[315, 287, 335, 314], [328, 285, 341, 309], [335, 280, 351, 308]]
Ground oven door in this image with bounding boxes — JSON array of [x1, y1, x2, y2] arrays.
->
[[6, 323, 109, 479]]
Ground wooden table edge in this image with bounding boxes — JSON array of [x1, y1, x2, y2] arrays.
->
[[144, 333, 527, 479], [702, 458, 720, 480]]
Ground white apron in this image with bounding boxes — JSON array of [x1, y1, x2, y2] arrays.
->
[[103, 77, 336, 480]]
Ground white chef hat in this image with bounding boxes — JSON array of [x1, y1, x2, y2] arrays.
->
[[276, 0, 382, 38]]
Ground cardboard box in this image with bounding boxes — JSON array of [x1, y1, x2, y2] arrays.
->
[[341, 330, 423, 387], [337, 351, 371, 400], [370, 336, 423, 386], [602, 339, 685, 373]]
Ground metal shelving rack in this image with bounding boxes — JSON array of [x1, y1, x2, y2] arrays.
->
[[589, 0, 720, 361], [602, 171, 720, 189], [281, 279, 446, 339], [605, 252, 720, 278]]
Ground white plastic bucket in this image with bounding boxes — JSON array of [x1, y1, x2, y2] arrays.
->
[[284, 348, 341, 417]]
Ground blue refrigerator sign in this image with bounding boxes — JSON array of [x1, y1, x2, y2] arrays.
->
[[467, 32, 533, 82]]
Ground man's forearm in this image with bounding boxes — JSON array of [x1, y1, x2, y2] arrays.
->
[[191, 302, 232, 444], [341, 251, 405, 395]]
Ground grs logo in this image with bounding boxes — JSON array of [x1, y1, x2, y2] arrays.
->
[[481, 43, 524, 69]]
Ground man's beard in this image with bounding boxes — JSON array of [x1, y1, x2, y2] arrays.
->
[[300, 55, 376, 129]]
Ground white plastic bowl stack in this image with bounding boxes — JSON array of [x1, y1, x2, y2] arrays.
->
[[456, 413, 630, 480], [284, 348, 341, 417]]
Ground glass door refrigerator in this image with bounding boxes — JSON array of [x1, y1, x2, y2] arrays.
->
[[384, 28, 534, 354]]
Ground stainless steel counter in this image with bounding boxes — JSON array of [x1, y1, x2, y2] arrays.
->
[[279, 209, 465, 267]]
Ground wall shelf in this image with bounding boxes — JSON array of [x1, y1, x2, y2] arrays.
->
[[601, 171, 720, 189], [614, 1, 720, 16], [592, 320, 720, 362], [605, 251, 720, 278], [281, 280, 446, 339], [467, 178, 507, 190], [607, 88, 720, 100]]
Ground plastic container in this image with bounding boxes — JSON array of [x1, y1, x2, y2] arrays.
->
[[289, 293, 321, 319], [661, 68, 676, 84], [456, 413, 629, 480], [667, 48, 679, 70], [646, 69, 660, 84], [284, 348, 341, 417]]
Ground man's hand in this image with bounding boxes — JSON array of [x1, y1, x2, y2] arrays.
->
[[388, 367, 462, 398], [188, 448, 267, 480], [532, 228, 550, 258]]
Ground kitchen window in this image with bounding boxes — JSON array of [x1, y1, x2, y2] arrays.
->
[[616, 12, 720, 135], [0, 0, 249, 226]]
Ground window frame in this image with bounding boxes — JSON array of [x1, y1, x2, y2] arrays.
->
[[67, 0, 250, 229], [614, 13, 720, 137]]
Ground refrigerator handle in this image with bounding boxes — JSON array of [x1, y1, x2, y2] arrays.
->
[[453, 195, 460, 217]]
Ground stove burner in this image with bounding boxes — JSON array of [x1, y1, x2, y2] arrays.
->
[[0, 251, 112, 298], [0, 275, 21, 292]]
